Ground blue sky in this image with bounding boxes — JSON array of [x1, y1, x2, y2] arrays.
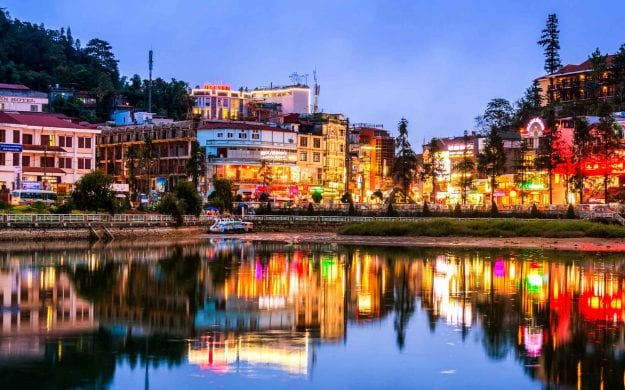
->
[[3, 0, 624, 149]]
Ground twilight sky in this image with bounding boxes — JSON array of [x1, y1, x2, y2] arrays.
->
[[3, 0, 624, 149]]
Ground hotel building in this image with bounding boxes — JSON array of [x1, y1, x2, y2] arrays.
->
[[190, 84, 252, 120], [0, 83, 48, 113], [536, 55, 617, 105], [96, 121, 195, 192], [250, 85, 311, 115], [0, 111, 98, 193], [197, 121, 299, 199]]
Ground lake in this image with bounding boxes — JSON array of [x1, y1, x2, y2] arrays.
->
[[0, 238, 623, 389]]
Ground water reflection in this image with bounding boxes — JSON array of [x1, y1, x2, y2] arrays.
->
[[1, 240, 625, 388]]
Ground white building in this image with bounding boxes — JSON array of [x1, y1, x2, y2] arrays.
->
[[0, 83, 48, 113], [251, 85, 310, 115], [197, 121, 299, 199], [0, 111, 99, 193], [190, 84, 252, 120]]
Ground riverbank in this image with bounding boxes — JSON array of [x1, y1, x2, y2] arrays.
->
[[204, 232, 625, 252], [0, 226, 206, 241]]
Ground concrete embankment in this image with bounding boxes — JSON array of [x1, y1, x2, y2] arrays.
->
[[0, 225, 206, 241]]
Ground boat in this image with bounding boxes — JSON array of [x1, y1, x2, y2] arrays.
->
[[209, 218, 253, 233]]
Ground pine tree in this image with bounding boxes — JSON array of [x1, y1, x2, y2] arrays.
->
[[613, 44, 625, 111], [478, 126, 506, 207], [538, 13, 562, 103], [538, 13, 562, 74], [391, 118, 417, 202]]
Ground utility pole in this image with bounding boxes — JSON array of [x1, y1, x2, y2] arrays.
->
[[148, 49, 153, 113]]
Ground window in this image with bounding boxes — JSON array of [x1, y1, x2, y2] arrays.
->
[[41, 134, 50, 146], [300, 152, 307, 161], [22, 156, 30, 167], [252, 133, 260, 140], [59, 136, 65, 147], [85, 137, 92, 148], [227, 133, 233, 139], [13, 130, 19, 144], [78, 158, 91, 170], [78, 137, 85, 148], [313, 152, 320, 162], [40, 156, 54, 168], [22, 134, 33, 145], [0, 153, 4, 165], [300, 136, 308, 147], [30, 105, 38, 112], [12, 153, 18, 166], [339, 129, 344, 137], [238, 132, 247, 139], [0, 130, 5, 142], [339, 143, 344, 153], [217, 132, 224, 138], [313, 138, 321, 148], [0, 103, 4, 110], [58, 158, 72, 169]]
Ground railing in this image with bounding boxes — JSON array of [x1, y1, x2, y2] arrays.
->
[[0, 214, 218, 226]]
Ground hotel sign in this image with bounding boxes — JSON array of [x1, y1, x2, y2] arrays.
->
[[0, 96, 41, 103], [0, 143, 22, 152]]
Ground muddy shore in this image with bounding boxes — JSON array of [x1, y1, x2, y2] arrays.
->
[[202, 232, 625, 252]]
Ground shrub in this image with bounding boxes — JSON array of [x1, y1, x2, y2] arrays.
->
[[530, 203, 540, 218], [311, 191, 322, 204], [453, 203, 462, 218], [422, 201, 430, 217], [566, 203, 576, 219], [56, 199, 75, 214], [158, 193, 184, 226]]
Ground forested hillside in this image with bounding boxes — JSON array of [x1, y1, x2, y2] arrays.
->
[[0, 8, 192, 122]]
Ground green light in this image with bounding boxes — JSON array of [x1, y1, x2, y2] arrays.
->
[[312, 186, 324, 195]]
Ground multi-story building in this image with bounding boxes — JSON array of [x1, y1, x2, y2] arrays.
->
[[348, 124, 395, 202], [536, 55, 617, 105], [0, 111, 98, 193], [293, 113, 348, 200], [250, 85, 310, 115], [196, 120, 299, 200], [0, 83, 48, 113], [96, 121, 195, 192], [190, 84, 252, 120]]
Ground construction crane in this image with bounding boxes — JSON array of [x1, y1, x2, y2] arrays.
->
[[312, 69, 320, 114]]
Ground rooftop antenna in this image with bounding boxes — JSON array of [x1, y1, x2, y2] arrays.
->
[[148, 49, 153, 113], [312, 68, 319, 114]]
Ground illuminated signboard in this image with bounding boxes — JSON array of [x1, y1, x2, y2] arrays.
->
[[201, 83, 231, 91], [522, 117, 545, 137]]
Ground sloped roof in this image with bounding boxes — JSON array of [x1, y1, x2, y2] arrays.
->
[[0, 83, 31, 91], [0, 111, 89, 129], [549, 55, 616, 77]]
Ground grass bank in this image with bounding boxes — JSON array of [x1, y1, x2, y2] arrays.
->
[[338, 219, 625, 238]]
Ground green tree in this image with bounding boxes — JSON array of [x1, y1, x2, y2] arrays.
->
[[613, 44, 625, 111], [452, 130, 475, 205], [185, 141, 204, 187], [391, 118, 417, 202], [587, 48, 609, 114], [125, 144, 139, 198], [513, 81, 543, 129], [569, 117, 591, 204], [173, 180, 202, 216], [535, 107, 561, 205], [476, 98, 514, 133], [72, 170, 114, 212], [514, 139, 532, 206], [258, 160, 273, 187], [593, 102, 618, 203], [139, 134, 158, 192], [538, 14, 562, 73], [420, 137, 444, 203], [207, 177, 234, 212], [478, 126, 507, 207]]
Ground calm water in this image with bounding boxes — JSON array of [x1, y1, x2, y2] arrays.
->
[[1, 239, 624, 389]]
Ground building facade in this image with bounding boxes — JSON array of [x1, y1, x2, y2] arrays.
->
[[250, 85, 310, 115], [197, 121, 299, 200], [348, 124, 395, 202], [191, 84, 252, 121], [0, 112, 98, 193], [536, 55, 617, 105], [0, 83, 48, 113], [294, 113, 349, 200], [96, 121, 195, 192]]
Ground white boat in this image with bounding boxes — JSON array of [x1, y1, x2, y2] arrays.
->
[[209, 218, 253, 233]]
